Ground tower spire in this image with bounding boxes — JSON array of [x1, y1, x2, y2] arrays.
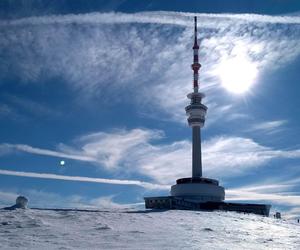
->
[[192, 16, 201, 92], [193, 16, 198, 49]]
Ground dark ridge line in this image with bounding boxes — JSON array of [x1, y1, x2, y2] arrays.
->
[[30, 207, 169, 213], [1, 207, 171, 214], [30, 207, 125, 213]]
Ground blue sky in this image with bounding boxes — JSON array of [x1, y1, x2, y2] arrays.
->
[[1, 0, 300, 218]]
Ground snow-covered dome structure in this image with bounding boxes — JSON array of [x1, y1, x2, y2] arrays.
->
[[15, 196, 28, 208]]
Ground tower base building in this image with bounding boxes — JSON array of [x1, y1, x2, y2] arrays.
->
[[144, 17, 271, 217], [170, 177, 225, 202], [144, 196, 271, 216]]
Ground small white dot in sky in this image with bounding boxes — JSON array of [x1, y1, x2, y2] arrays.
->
[[60, 160, 65, 166]]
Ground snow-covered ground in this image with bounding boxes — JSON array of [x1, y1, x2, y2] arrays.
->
[[0, 208, 299, 249]]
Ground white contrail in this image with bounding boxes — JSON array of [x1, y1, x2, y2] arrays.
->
[[1, 11, 300, 27], [2, 143, 96, 163], [0, 169, 169, 190]]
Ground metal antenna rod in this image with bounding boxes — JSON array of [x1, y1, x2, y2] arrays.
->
[[192, 16, 201, 92]]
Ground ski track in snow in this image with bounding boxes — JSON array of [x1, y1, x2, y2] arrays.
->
[[0, 209, 299, 249]]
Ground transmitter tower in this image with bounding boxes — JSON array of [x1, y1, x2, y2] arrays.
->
[[144, 17, 270, 216]]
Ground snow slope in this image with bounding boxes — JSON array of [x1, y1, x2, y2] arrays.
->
[[0, 209, 299, 249]]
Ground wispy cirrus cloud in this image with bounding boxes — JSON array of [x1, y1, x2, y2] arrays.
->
[[3, 11, 300, 27], [2, 128, 300, 184], [63, 128, 164, 169], [247, 120, 288, 134], [1, 12, 299, 124]]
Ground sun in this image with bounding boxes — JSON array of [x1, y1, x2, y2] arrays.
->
[[218, 56, 258, 94]]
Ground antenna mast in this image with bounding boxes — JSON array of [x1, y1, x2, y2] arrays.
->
[[192, 16, 201, 93]]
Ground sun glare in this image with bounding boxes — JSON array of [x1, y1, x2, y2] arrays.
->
[[218, 56, 258, 94]]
